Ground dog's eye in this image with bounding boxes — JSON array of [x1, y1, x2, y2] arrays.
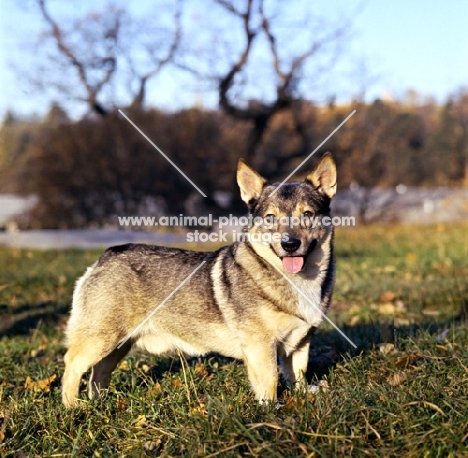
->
[[302, 211, 313, 228], [264, 214, 276, 225]]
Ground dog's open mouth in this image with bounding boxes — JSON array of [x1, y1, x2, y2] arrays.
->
[[282, 256, 304, 274]]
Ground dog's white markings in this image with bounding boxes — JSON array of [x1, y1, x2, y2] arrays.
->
[[269, 109, 356, 197], [118, 109, 207, 197], [116, 261, 207, 349], [268, 261, 357, 349]]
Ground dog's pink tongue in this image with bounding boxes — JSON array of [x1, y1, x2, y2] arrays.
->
[[282, 257, 304, 274]]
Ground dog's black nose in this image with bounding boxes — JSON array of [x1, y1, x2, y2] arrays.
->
[[281, 238, 301, 253]]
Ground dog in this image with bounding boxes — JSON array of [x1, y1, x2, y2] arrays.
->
[[62, 153, 337, 407]]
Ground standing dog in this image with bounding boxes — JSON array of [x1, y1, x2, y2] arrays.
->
[[62, 153, 337, 407]]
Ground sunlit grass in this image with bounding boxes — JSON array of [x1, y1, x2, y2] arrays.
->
[[0, 223, 467, 456]]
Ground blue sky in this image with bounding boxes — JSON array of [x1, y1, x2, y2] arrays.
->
[[0, 0, 467, 119]]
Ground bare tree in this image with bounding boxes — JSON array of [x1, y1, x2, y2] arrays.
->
[[33, 0, 182, 116], [212, 0, 351, 164], [124, 1, 182, 109]]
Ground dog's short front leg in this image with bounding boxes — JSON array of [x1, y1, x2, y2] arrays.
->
[[242, 341, 278, 403], [291, 340, 310, 386], [280, 335, 311, 388]]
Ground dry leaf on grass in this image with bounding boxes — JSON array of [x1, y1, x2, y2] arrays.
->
[[143, 439, 162, 452], [378, 303, 395, 315], [350, 315, 360, 326], [194, 363, 209, 377], [379, 291, 397, 302], [190, 403, 207, 416], [395, 353, 422, 368], [30, 345, 47, 358], [377, 343, 395, 355], [134, 415, 147, 427], [24, 374, 57, 393], [117, 360, 129, 371], [387, 371, 407, 386], [149, 382, 163, 395]]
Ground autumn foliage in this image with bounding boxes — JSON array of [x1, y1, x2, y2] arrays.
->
[[1, 90, 468, 228]]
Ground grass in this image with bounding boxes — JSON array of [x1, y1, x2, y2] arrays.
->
[[0, 222, 467, 457]]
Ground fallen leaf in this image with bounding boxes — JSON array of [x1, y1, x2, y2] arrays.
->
[[395, 353, 421, 368], [194, 363, 209, 377], [143, 440, 161, 452], [378, 343, 394, 355], [172, 379, 182, 388], [190, 403, 207, 416], [318, 380, 329, 392], [350, 316, 360, 326], [349, 304, 363, 314], [118, 360, 129, 371], [379, 291, 397, 302], [378, 303, 395, 315], [387, 371, 407, 386], [24, 374, 57, 393], [134, 415, 147, 427], [150, 382, 163, 395], [30, 345, 47, 358]]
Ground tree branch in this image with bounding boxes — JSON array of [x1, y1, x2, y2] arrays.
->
[[217, 0, 257, 119], [131, 0, 183, 107], [37, 0, 123, 116]]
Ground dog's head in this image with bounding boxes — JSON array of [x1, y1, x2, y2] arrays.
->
[[237, 153, 336, 274]]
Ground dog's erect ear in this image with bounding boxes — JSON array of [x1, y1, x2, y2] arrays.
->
[[237, 159, 267, 205], [306, 152, 337, 198]]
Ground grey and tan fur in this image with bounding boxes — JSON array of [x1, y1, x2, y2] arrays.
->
[[62, 153, 337, 407]]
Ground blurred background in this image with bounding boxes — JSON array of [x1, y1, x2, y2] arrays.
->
[[1, 0, 468, 237]]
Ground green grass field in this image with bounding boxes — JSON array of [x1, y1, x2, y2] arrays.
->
[[1, 223, 467, 457]]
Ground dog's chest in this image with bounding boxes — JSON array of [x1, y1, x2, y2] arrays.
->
[[287, 274, 324, 327]]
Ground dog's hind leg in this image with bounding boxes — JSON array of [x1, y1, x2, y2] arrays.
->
[[62, 342, 100, 408], [88, 340, 132, 400], [62, 335, 127, 408]]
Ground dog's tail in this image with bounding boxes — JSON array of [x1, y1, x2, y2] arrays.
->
[[63, 261, 98, 345]]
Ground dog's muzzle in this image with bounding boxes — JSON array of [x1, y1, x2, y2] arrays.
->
[[280, 238, 318, 274]]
